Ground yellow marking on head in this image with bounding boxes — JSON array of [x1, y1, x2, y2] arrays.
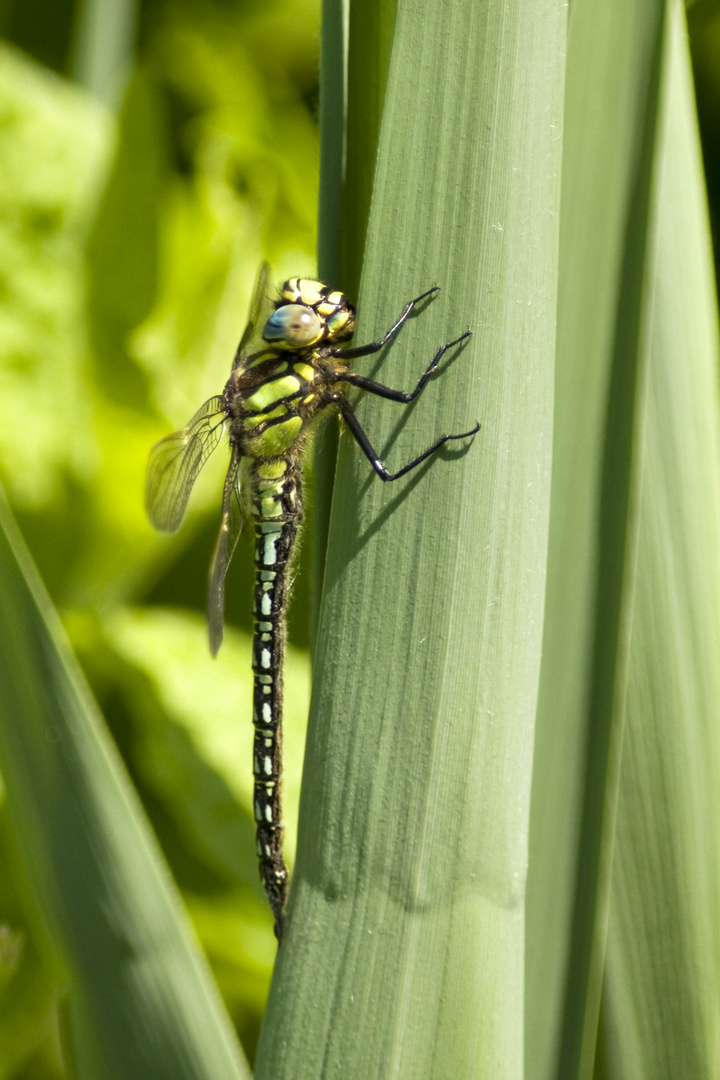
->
[[297, 280, 324, 306], [281, 279, 301, 302], [327, 291, 344, 306]]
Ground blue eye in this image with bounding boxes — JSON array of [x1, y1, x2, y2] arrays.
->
[[263, 304, 322, 347]]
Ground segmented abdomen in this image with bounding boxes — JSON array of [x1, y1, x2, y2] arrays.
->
[[250, 457, 301, 939]]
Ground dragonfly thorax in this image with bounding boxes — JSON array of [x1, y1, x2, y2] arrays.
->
[[225, 353, 329, 461]]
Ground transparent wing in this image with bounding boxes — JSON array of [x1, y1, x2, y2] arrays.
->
[[207, 449, 247, 656], [231, 261, 274, 372], [145, 396, 226, 532]]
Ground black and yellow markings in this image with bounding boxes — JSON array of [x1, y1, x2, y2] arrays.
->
[[145, 263, 478, 940]]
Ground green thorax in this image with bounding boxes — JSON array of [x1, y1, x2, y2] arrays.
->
[[226, 353, 322, 459]]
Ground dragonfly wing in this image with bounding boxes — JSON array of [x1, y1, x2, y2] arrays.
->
[[207, 448, 246, 656], [145, 395, 226, 532], [231, 261, 274, 372]]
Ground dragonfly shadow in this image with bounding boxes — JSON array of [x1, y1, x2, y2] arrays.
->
[[322, 418, 477, 605], [316, 428, 476, 628], [343, 329, 476, 556], [354, 431, 476, 556]]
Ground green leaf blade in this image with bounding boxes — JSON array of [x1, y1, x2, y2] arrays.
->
[[527, 2, 720, 1078], [0, 494, 250, 1080], [603, 4, 720, 1075], [257, 1, 565, 1076]]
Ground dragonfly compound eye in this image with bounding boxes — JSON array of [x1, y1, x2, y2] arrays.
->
[[263, 304, 322, 348]]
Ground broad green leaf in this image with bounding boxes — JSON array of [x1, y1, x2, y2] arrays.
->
[[602, 4, 720, 1075], [256, 1, 565, 1077], [526, 3, 666, 1075], [313, 0, 351, 615], [317, 0, 349, 288], [0, 868, 58, 1080], [339, 0, 398, 297], [527, 1, 720, 1078], [0, 492, 249, 1079], [313, 0, 396, 628]]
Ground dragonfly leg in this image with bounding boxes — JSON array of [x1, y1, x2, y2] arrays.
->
[[338, 398, 479, 482], [330, 286, 439, 361], [334, 331, 471, 404]]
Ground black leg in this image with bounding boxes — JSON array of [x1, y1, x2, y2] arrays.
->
[[339, 399, 479, 482], [329, 286, 439, 361], [331, 331, 471, 403]]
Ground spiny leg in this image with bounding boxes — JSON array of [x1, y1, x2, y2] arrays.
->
[[329, 286, 439, 362], [332, 331, 472, 404], [339, 398, 479, 482]]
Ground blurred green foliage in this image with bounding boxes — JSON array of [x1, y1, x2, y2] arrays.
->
[[0, 0, 319, 1072]]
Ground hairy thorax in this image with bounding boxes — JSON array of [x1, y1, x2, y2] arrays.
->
[[224, 348, 347, 460]]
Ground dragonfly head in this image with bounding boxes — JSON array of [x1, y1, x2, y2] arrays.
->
[[264, 278, 355, 349]]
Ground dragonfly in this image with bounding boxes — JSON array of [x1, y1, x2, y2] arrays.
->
[[145, 263, 478, 939]]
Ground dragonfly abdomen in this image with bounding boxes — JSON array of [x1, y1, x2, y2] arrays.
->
[[250, 457, 302, 938]]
